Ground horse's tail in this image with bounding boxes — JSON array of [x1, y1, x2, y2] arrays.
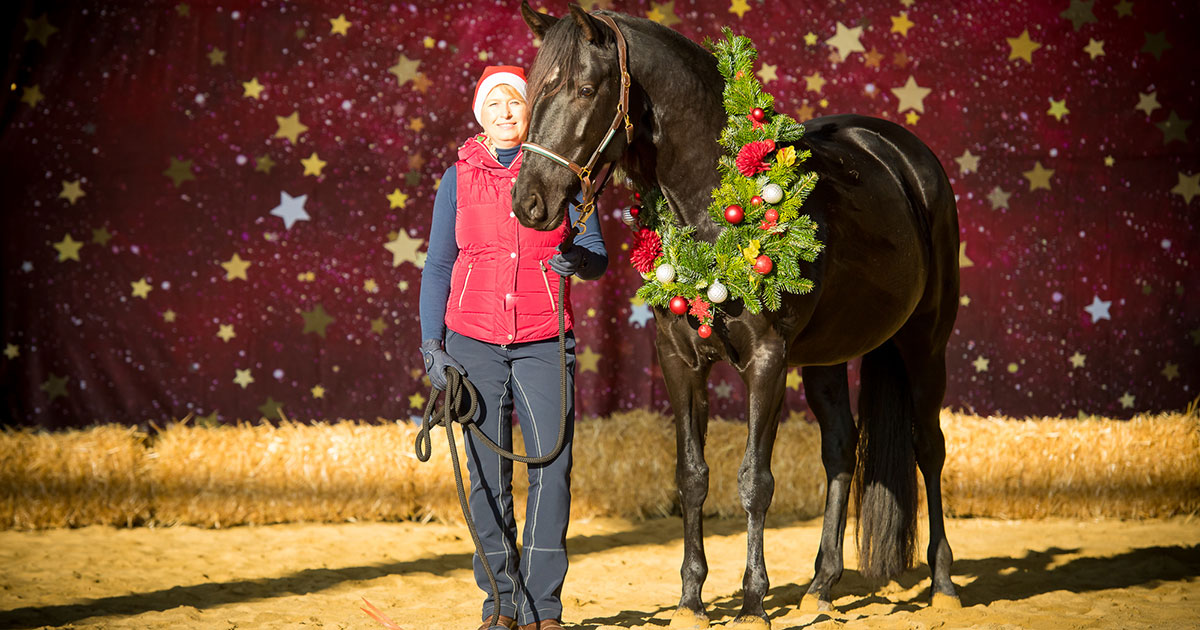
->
[[853, 339, 918, 583]]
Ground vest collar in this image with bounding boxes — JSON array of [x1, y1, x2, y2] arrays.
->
[[458, 135, 522, 173]]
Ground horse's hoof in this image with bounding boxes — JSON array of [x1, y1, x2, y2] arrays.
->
[[722, 616, 770, 629], [669, 609, 710, 629], [932, 592, 962, 609], [798, 593, 834, 613]]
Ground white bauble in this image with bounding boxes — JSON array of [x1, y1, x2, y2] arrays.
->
[[707, 281, 728, 304], [761, 183, 784, 204], [621, 206, 638, 227], [655, 263, 676, 284]]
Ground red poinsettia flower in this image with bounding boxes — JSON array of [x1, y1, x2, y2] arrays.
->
[[746, 112, 765, 130], [630, 228, 662, 274], [688, 296, 712, 323], [736, 139, 775, 177]]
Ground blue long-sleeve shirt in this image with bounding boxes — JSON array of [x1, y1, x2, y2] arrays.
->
[[419, 145, 607, 342]]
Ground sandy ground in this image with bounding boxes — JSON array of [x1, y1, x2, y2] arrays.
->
[[0, 516, 1197, 630]]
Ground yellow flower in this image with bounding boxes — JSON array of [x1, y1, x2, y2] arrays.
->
[[776, 145, 796, 167], [742, 239, 761, 262]]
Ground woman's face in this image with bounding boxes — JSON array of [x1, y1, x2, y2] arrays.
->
[[479, 84, 528, 149]]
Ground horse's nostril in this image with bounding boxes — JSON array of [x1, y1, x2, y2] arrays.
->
[[529, 194, 545, 221]]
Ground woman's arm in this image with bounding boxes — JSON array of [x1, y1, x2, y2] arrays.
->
[[418, 166, 459, 343], [565, 204, 608, 280]]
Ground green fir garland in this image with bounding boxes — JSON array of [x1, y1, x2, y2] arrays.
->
[[631, 29, 823, 336]]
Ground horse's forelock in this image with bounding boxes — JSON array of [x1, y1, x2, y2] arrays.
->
[[526, 15, 605, 110]]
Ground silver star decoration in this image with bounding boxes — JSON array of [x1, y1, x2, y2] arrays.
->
[[270, 191, 310, 230]]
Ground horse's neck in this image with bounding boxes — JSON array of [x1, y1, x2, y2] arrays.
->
[[623, 18, 726, 240]]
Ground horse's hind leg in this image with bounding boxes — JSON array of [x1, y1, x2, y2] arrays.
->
[[798, 363, 857, 612], [659, 344, 715, 629], [727, 345, 787, 629], [893, 337, 960, 608]]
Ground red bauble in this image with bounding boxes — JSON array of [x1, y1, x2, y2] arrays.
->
[[634, 191, 641, 200], [764, 208, 779, 222], [751, 108, 766, 121], [754, 255, 774, 274], [750, 196, 764, 207], [669, 296, 689, 315], [697, 324, 713, 338], [724, 204, 744, 224], [630, 205, 640, 217]]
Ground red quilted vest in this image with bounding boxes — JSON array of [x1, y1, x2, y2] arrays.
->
[[444, 137, 573, 345]]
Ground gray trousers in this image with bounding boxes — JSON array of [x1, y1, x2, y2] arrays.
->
[[445, 329, 575, 625]]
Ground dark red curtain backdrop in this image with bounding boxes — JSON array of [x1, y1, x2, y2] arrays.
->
[[2, 1, 1196, 428]]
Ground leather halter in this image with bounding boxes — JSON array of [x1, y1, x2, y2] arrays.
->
[[521, 13, 633, 236]]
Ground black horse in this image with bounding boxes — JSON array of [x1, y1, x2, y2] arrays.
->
[[513, 5, 961, 628]]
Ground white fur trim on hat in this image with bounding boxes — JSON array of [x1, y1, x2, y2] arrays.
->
[[473, 66, 527, 126]]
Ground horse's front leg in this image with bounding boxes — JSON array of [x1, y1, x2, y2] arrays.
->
[[659, 338, 714, 629], [728, 342, 787, 629]]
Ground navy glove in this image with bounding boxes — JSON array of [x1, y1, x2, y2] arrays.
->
[[420, 338, 464, 391], [546, 244, 587, 277]]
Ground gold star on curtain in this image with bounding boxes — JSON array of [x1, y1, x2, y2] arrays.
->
[[275, 111, 309, 144], [577, 346, 601, 372], [221, 253, 251, 280], [59, 180, 85, 205], [217, 324, 236, 342], [409, 391, 427, 409], [987, 186, 1011, 209], [959, 242, 974, 268], [255, 154, 276, 173], [24, 14, 58, 46], [163, 157, 196, 187], [311, 385, 326, 398], [1115, 0, 1133, 17], [757, 63, 778, 84], [1060, 0, 1097, 31], [301, 152, 327, 177], [1171, 172, 1199, 204], [729, 0, 750, 18], [131, 278, 153, 298], [1162, 362, 1180, 382], [954, 149, 980, 174], [412, 73, 433, 93], [175, 4, 190, 17], [163, 309, 176, 323], [1047, 98, 1069, 121], [258, 397, 283, 420], [388, 54, 421, 86], [1156, 111, 1191, 144], [329, 14, 351, 36], [1023, 161, 1055, 191], [826, 22, 866, 60], [864, 48, 884, 68], [1069, 352, 1086, 368], [385, 230, 425, 267], [1141, 31, 1170, 60], [647, 1, 681, 27], [301, 304, 335, 338], [234, 369, 254, 389], [786, 369, 802, 390], [207, 48, 226, 65], [1135, 91, 1160, 116], [891, 12, 915, 36], [53, 234, 83, 261], [1006, 30, 1042, 64], [242, 77, 265, 99], [21, 85, 44, 108], [92, 226, 112, 244], [972, 356, 989, 372], [5, 344, 19, 359], [387, 189, 409, 209], [1083, 39, 1105, 59], [41, 374, 69, 400], [891, 75, 931, 112], [804, 72, 826, 93], [371, 318, 388, 335]]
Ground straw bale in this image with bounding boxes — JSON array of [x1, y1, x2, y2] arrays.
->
[[940, 411, 1200, 519], [0, 425, 149, 529]]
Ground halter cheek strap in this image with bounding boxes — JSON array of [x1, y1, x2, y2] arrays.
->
[[521, 13, 633, 236]]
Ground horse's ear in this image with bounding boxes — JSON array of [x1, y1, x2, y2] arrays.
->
[[520, 1, 558, 39], [567, 3, 602, 43]]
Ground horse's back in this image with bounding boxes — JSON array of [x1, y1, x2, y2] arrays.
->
[[783, 114, 959, 365]]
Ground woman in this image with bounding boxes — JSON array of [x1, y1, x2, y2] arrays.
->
[[418, 65, 607, 630]]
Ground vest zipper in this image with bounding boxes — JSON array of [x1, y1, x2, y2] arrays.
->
[[539, 261, 557, 314], [458, 262, 474, 309]]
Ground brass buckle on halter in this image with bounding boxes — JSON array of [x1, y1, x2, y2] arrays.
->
[[572, 200, 595, 235]]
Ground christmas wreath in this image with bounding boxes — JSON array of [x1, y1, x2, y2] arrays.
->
[[625, 29, 823, 338]]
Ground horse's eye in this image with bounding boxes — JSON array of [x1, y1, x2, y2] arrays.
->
[[579, 85, 595, 98]]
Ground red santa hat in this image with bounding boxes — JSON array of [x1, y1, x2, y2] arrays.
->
[[472, 65, 527, 126]]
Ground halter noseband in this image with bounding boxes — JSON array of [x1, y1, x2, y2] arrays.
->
[[521, 13, 633, 236]]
